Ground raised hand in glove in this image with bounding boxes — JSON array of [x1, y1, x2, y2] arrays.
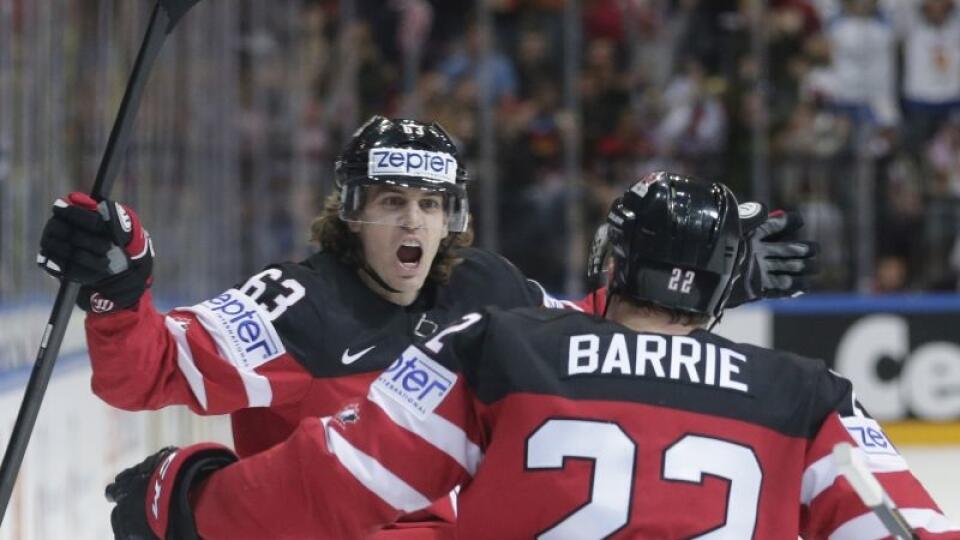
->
[[726, 202, 819, 308], [38, 192, 153, 313], [106, 444, 237, 540]]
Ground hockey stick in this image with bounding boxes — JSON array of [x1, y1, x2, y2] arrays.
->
[[0, 0, 202, 524], [833, 443, 919, 540]]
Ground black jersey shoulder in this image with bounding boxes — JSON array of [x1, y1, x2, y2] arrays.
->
[[235, 249, 544, 379], [453, 307, 849, 439], [237, 252, 414, 378], [440, 248, 543, 310], [692, 330, 853, 436]]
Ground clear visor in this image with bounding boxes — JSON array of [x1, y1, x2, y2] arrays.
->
[[339, 184, 469, 233]]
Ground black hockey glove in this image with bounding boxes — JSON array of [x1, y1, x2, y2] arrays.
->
[[726, 202, 819, 308], [106, 444, 237, 540], [38, 192, 153, 313]]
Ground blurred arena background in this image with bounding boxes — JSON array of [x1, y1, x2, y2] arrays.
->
[[0, 0, 959, 537]]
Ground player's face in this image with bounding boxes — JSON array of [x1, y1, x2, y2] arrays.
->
[[349, 186, 449, 304]]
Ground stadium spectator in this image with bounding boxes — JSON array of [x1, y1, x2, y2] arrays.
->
[[656, 57, 728, 179], [805, 0, 898, 128], [927, 113, 960, 196], [889, 0, 960, 149], [437, 24, 518, 103]]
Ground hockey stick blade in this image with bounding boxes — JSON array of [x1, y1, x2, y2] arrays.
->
[[0, 0, 203, 525], [833, 443, 918, 540]]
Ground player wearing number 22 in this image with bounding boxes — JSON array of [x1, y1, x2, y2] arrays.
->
[[105, 172, 957, 539], [38, 116, 813, 537]]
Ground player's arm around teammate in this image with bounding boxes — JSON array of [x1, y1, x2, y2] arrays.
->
[[105, 315, 490, 540]]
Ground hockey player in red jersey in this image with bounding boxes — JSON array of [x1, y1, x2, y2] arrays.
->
[[40, 116, 815, 537], [106, 171, 958, 539]]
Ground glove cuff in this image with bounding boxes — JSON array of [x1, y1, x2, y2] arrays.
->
[[77, 250, 153, 313], [146, 443, 237, 540]]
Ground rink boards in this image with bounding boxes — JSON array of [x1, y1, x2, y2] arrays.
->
[[0, 298, 958, 537]]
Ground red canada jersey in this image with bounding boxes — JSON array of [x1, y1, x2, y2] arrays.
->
[[85, 248, 583, 537], [189, 307, 959, 539]]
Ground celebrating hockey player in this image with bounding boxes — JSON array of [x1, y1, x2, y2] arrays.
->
[[105, 172, 958, 539], [39, 118, 815, 537]]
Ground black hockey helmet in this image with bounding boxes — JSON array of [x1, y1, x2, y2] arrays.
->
[[590, 171, 744, 320], [335, 116, 470, 232]]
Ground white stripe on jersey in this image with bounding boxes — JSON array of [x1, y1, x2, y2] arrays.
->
[[829, 508, 960, 539], [528, 279, 582, 311], [240, 371, 272, 408], [176, 308, 275, 408], [450, 487, 459, 517], [801, 453, 841, 506], [802, 439, 909, 505], [167, 311, 273, 408], [369, 385, 483, 475], [164, 316, 208, 410], [321, 417, 432, 512], [178, 289, 285, 407]]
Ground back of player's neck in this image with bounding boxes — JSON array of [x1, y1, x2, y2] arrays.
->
[[606, 298, 697, 336]]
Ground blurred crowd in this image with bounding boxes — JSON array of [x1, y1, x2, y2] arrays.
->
[[2, 0, 959, 300], [282, 0, 960, 294], [764, 0, 960, 292]]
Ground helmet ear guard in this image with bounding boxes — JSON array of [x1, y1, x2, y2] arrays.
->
[[585, 216, 614, 289], [585, 218, 612, 316]]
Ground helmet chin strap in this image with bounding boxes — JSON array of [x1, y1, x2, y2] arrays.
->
[[360, 263, 403, 294], [707, 312, 723, 332]]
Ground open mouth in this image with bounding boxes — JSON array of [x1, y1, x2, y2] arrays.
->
[[397, 240, 423, 269]]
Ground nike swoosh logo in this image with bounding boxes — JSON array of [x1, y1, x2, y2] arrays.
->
[[341, 345, 376, 365]]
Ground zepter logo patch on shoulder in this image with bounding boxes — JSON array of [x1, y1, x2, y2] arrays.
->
[[372, 346, 457, 420], [184, 288, 286, 372]]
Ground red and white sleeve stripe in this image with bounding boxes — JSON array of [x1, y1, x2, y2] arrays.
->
[[324, 383, 480, 507], [322, 416, 435, 512], [194, 416, 400, 539], [314, 345, 483, 519], [87, 289, 310, 414], [801, 412, 960, 539], [192, 363, 481, 538], [366, 381, 483, 475]]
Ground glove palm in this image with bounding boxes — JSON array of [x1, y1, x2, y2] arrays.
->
[[726, 202, 819, 308]]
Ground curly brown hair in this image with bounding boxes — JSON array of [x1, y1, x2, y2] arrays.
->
[[310, 191, 474, 284]]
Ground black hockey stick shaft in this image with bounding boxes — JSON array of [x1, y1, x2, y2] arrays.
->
[[0, 0, 200, 524]]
